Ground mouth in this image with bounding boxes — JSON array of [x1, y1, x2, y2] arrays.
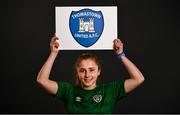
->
[[84, 78, 92, 83]]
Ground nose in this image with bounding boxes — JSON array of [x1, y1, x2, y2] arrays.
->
[[85, 70, 90, 78]]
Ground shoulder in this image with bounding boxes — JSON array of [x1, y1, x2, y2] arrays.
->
[[52, 81, 75, 99], [56, 81, 74, 90], [97, 80, 125, 92], [104, 80, 125, 87]]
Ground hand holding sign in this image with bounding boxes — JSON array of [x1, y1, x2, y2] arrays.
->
[[50, 33, 60, 53], [113, 39, 124, 55]]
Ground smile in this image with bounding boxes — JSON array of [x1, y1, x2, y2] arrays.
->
[[84, 78, 93, 82]]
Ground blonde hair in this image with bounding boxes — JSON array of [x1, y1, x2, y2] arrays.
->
[[74, 53, 102, 86]]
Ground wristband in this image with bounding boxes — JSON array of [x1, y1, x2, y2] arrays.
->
[[117, 52, 125, 59]]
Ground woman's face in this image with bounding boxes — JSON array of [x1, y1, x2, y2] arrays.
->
[[77, 59, 101, 90]]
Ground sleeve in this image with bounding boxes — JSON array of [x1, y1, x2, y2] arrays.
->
[[51, 81, 72, 100], [110, 80, 127, 100]]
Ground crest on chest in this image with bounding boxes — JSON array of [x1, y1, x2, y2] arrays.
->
[[74, 94, 102, 103], [93, 94, 102, 103]]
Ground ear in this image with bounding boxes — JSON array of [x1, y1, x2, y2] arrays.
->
[[98, 70, 101, 76]]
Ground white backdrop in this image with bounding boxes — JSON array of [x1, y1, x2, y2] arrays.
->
[[56, 6, 117, 50]]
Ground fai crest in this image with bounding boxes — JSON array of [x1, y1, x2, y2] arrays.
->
[[93, 95, 102, 103], [69, 8, 104, 48]]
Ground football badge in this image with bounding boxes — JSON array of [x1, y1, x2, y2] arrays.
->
[[93, 95, 102, 103], [69, 8, 104, 48]]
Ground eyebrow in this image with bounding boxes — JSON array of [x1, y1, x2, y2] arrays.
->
[[79, 67, 96, 70]]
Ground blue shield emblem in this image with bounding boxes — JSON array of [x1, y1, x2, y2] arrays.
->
[[69, 9, 104, 48]]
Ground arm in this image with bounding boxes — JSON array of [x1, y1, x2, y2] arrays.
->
[[36, 34, 59, 95], [113, 39, 145, 93]]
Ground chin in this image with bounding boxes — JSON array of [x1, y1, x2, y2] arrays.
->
[[82, 81, 94, 87], [83, 82, 93, 87]]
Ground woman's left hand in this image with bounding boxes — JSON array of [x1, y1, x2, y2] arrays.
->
[[113, 39, 124, 55]]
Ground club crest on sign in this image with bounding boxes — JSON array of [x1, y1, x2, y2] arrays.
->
[[69, 8, 104, 48]]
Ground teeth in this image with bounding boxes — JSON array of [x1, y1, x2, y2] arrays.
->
[[84, 79, 91, 82]]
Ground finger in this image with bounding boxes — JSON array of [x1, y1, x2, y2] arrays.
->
[[113, 39, 116, 43], [113, 39, 118, 43], [116, 39, 121, 43], [115, 47, 119, 51], [51, 37, 56, 43], [113, 44, 119, 50], [116, 40, 122, 46], [53, 33, 56, 37], [54, 43, 59, 49], [52, 36, 59, 42], [116, 40, 123, 46], [55, 40, 59, 45]]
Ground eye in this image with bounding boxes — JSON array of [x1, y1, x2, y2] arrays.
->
[[79, 69, 85, 73], [89, 68, 95, 72]]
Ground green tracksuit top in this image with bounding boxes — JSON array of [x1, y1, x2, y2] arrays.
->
[[53, 80, 127, 114]]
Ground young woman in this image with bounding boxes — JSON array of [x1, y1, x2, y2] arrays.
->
[[37, 34, 144, 113]]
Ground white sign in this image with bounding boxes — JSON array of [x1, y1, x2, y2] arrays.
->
[[56, 6, 117, 50]]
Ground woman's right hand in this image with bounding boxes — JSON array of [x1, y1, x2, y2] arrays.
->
[[50, 33, 59, 53]]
